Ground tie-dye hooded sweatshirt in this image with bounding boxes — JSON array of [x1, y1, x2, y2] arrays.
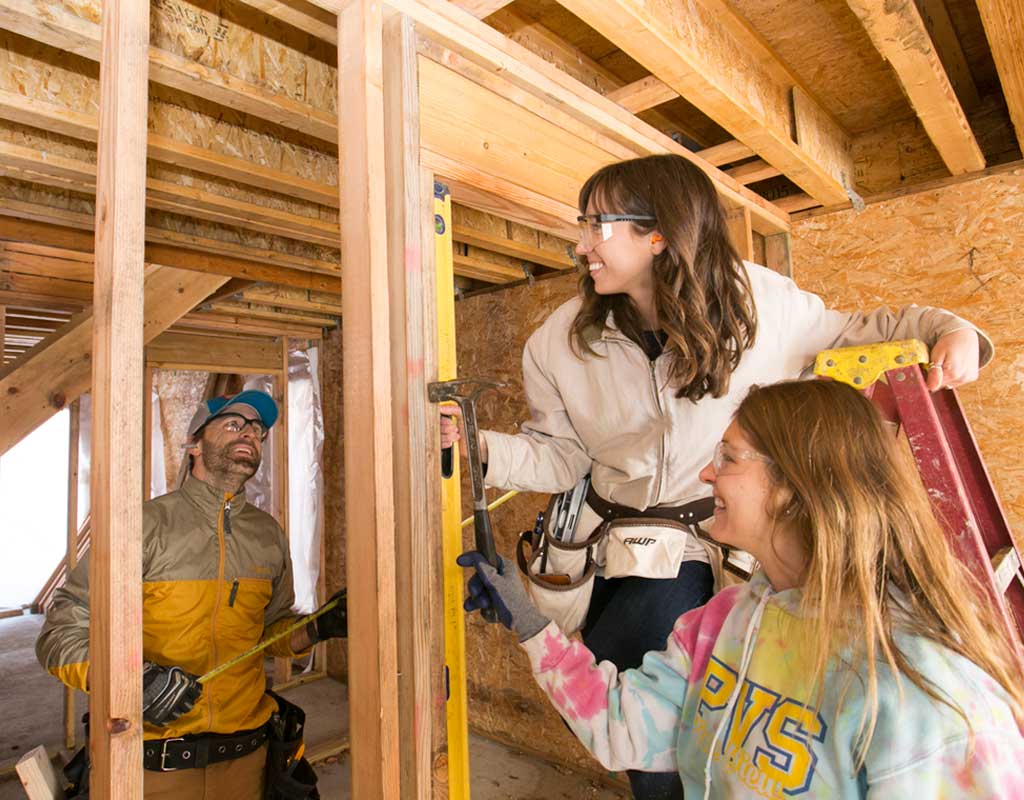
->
[[522, 571, 1024, 798]]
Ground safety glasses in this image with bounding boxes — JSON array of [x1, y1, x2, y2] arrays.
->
[[576, 213, 657, 250], [712, 441, 772, 473], [213, 413, 269, 442]]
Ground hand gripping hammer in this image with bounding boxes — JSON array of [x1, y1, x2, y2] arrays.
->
[[428, 377, 505, 622]]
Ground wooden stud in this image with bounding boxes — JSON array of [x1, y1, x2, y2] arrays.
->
[[845, 0, 985, 175], [14, 746, 64, 800], [696, 141, 757, 167], [774, 193, 821, 214], [337, 1, 401, 796], [725, 160, 782, 186], [146, 331, 284, 374], [0, 267, 227, 457], [976, 0, 1024, 154], [725, 207, 754, 263], [0, 304, 5, 366], [383, 13, 440, 798], [763, 233, 793, 279], [549, 0, 854, 205], [273, 336, 292, 687], [88, 0, 150, 792], [233, 0, 338, 44], [142, 367, 153, 500], [62, 399, 81, 750], [453, 225, 571, 270]]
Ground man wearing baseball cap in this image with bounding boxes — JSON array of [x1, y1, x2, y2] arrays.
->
[[37, 390, 347, 798]]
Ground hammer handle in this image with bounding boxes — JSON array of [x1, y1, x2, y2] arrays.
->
[[441, 446, 453, 479], [474, 510, 499, 623]]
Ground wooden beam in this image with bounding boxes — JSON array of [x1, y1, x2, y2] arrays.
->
[[549, 0, 855, 205], [845, 0, 985, 174], [14, 746, 63, 800], [337, 2, 400, 797], [391, 0, 790, 234], [453, 225, 571, 270], [382, 13, 438, 797], [88, 0, 149, 792], [915, 0, 981, 113], [763, 232, 792, 278], [725, 159, 782, 185], [484, 6, 710, 147], [976, 0, 1024, 153], [0, 0, 337, 143], [451, 0, 513, 17], [146, 330, 282, 373], [606, 75, 678, 113], [0, 267, 227, 456], [774, 193, 820, 214], [696, 140, 757, 167], [234, 0, 338, 44]]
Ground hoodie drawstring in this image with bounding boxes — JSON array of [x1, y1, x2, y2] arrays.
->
[[703, 587, 772, 800]]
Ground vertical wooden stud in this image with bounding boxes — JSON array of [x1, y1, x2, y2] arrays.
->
[[0, 305, 5, 367], [274, 336, 292, 686], [142, 367, 153, 500], [63, 400, 81, 751], [725, 207, 755, 262], [383, 12, 442, 799], [764, 232, 793, 278], [89, 0, 150, 793], [338, 1, 402, 796]]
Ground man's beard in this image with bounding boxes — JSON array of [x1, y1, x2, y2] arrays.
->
[[200, 436, 260, 479]]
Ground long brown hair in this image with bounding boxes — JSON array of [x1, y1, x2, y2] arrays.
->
[[571, 155, 757, 401], [735, 380, 1024, 764]]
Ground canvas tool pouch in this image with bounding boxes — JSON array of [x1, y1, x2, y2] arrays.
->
[[586, 485, 716, 581], [265, 691, 320, 800], [515, 493, 605, 634]]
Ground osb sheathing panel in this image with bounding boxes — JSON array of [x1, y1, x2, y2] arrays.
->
[[792, 166, 1024, 547], [454, 273, 627, 782], [453, 167, 1024, 776]]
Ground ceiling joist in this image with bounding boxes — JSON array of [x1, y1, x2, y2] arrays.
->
[[976, 0, 1024, 154], [845, 0, 985, 175], [548, 0, 855, 206]]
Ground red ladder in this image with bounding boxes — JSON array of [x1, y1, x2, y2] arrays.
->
[[815, 340, 1024, 666]]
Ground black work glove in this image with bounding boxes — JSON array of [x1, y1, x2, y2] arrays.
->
[[307, 589, 348, 643], [142, 661, 202, 727]]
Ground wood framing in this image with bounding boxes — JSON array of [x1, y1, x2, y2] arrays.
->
[[63, 400, 81, 751], [87, 0, 150, 793], [976, 0, 1024, 154], [337, 1, 401, 796], [548, 0, 855, 206], [845, 0, 985, 175], [273, 336, 293, 686], [382, 13, 443, 797], [146, 331, 283, 374], [0, 267, 227, 456]]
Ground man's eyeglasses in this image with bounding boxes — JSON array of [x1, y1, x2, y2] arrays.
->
[[214, 413, 269, 441], [576, 213, 657, 249], [712, 441, 772, 473]]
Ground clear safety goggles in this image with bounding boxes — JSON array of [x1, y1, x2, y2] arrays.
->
[[712, 441, 772, 473], [576, 213, 657, 250]]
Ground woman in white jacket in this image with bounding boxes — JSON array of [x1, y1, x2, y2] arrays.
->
[[441, 154, 988, 799]]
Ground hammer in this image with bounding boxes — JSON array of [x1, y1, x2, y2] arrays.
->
[[429, 378, 506, 622]]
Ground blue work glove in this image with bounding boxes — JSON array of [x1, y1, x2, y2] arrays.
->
[[456, 551, 550, 642]]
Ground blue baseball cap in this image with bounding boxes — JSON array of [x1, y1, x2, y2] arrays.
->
[[186, 390, 278, 440]]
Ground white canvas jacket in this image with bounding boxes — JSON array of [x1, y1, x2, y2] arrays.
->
[[482, 262, 993, 511]]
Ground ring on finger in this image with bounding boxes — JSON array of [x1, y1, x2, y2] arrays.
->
[[927, 362, 944, 370]]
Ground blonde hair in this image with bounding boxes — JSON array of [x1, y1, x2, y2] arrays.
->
[[736, 380, 1024, 764]]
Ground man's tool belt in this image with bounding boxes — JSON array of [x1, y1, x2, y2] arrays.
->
[[143, 724, 269, 772], [265, 691, 320, 800], [585, 484, 715, 526]]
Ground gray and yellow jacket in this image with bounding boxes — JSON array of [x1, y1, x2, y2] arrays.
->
[[36, 474, 308, 740]]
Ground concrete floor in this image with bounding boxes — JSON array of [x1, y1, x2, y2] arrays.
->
[[0, 614, 626, 799]]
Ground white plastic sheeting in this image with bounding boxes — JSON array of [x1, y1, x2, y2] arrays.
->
[[244, 345, 324, 614]]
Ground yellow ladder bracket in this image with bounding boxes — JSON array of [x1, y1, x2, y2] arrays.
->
[[813, 339, 928, 388]]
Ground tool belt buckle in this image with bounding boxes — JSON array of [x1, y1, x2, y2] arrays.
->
[[159, 737, 187, 772]]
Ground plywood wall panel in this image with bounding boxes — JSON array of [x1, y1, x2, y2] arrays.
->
[[791, 166, 1024, 546]]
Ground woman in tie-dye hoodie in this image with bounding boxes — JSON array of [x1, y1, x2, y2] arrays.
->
[[462, 379, 1024, 798]]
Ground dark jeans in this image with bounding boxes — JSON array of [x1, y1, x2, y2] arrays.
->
[[581, 560, 714, 800]]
